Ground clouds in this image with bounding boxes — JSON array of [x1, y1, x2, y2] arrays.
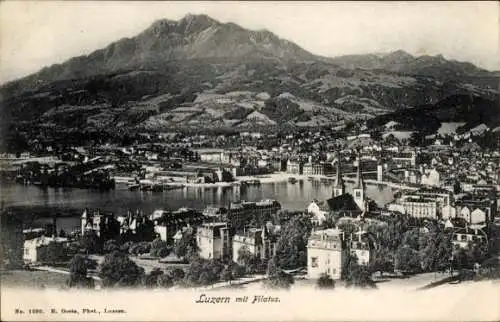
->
[[0, 1, 498, 83]]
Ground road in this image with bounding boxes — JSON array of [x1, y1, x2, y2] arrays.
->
[[32, 265, 101, 281]]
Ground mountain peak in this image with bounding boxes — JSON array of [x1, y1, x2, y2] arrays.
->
[[12, 14, 315, 83], [384, 50, 413, 60], [146, 14, 220, 37], [178, 13, 219, 33]]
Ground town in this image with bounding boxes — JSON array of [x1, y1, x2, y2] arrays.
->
[[1, 121, 499, 291]]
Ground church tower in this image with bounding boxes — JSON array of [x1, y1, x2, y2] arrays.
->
[[81, 208, 89, 236], [377, 149, 384, 182], [333, 151, 345, 197], [353, 156, 366, 212]]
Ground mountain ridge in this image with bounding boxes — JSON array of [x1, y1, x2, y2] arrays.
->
[[0, 14, 498, 141]]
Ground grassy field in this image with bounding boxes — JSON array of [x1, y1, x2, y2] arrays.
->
[[1, 270, 68, 289]]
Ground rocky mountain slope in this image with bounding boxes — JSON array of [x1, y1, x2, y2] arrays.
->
[[1, 14, 498, 137]]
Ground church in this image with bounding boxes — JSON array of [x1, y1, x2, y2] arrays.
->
[[326, 154, 372, 218]]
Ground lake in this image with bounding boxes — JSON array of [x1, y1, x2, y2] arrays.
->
[[1, 181, 394, 232]]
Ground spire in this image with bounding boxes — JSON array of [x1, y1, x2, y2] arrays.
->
[[334, 151, 344, 189], [354, 154, 365, 189]]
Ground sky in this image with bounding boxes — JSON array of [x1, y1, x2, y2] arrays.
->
[[0, 1, 498, 84]]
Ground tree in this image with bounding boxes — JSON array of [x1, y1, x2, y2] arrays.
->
[[119, 241, 134, 253], [231, 262, 245, 279], [266, 257, 279, 276], [81, 230, 101, 254], [341, 252, 376, 288], [174, 228, 198, 260], [274, 213, 312, 269], [67, 254, 95, 289], [157, 274, 174, 288], [129, 242, 151, 256], [395, 245, 421, 273], [337, 220, 358, 237], [135, 219, 156, 242], [341, 253, 357, 280], [103, 239, 119, 253], [143, 268, 164, 288], [150, 238, 171, 258], [99, 251, 145, 288], [220, 264, 234, 282], [165, 267, 185, 283], [220, 262, 245, 282], [453, 248, 472, 282], [263, 257, 294, 290], [185, 258, 223, 286], [345, 263, 377, 289], [237, 245, 253, 266], [58, 229, 67, 238], [466, 241, 488, 265], [39, 242, 65, 264], [401, 228, 420, 250], [316, 273, 335, 290], [418, 228, 452, 273], [369, 247, 394, 276], [476, 257, 500, 280]]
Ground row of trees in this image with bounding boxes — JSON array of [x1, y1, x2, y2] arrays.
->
[[66, 250, 249, 289]]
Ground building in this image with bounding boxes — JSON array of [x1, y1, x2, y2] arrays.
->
[[303, 162, 326, 176], [195, 148, 225, 164], [350, 229, 372, 266], [307, 228, 345, 280], [414, 187, 453, 209], [222, 200, 281, 231], [23, 236, 68, 264], [453, 193, 497, 225], [286, 159, 302, 174], [452, 226, 487, 249], [392, 150, 417, 167], [232, 226, 277, 263], [404, 169, 421, 184], [203, 206, 229, 221], [307, 200, 329, 226], [115, 209, 156, 241], [81, 209, 120, 239], [442, 204, 457, 220], [332, 156, 345, 198], [270, 158, 284, 172], [397, 196, 438, 219], [326, 155, 369, 218], [148, 208, 206, 241], [352, 158, 367, 212], [421, 168, 440, 187], [196, 222, 230, 260]]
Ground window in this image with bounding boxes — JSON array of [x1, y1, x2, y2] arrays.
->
[[355, 191, 361, 198], [311, 257, 318, 268], [327, 268, 330, 274]]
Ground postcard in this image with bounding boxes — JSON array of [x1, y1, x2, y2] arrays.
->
[[1, 1, 499, 321]]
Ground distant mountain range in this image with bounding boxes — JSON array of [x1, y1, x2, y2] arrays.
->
[[329, 50, 493, 79], [1, 14, 498, 137]]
